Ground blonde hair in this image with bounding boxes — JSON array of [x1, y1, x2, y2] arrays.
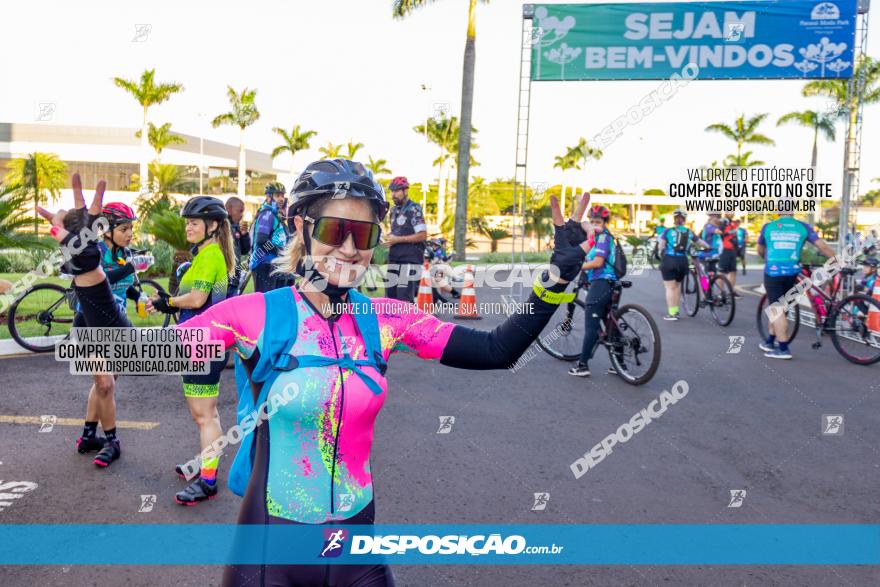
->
[[272, 230, 306, 276]]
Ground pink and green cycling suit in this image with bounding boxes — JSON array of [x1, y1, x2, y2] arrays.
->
[[182, 286, 455, 523]]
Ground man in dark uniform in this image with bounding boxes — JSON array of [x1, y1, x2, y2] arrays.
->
[[383, 176, 427, 302], [225, 196, 251, 297]]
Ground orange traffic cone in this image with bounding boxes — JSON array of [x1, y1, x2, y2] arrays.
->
[[454, 264, 482, 320], [416, 261, 434, 313], [868, 282, 880, 332]]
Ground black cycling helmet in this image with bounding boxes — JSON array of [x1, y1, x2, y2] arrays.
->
[[265, 181, 286, 196], [862, 257, 879, 268], [289, 159, 389, 221], [182, 196, 228, 220]]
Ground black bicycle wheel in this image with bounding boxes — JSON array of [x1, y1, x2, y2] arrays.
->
[[709, 274, 736, 327], [536, 294, 586, 362], [609, 304, 661, 386], [828, 294, 880, 365], [681, 268, 700, 317], [756, 293, 800, 343], [7, 283, 74, 352], [648, 244, 660, 270]]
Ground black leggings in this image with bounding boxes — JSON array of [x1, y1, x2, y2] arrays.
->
[[579, 279, 613, 366], [221, 414, 395, 587]]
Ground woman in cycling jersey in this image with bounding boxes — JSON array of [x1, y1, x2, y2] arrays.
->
[[146, 196, 236, 505], [568, 204, 618, 378], [657, 209, 709, 321], [42, 163, 590, 587], [74, 202, 149, 468]]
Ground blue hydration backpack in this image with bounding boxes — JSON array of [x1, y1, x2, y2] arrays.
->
[[228, 287, 387, 497]]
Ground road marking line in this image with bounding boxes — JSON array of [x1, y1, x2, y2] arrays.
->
[[0, 416, 159, 430]]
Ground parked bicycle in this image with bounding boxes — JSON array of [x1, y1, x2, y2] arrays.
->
[[537, 272, 661, 385], [6, 250, 174, 353], [680, 249, 736, 326], [756, 264, 880, 365]]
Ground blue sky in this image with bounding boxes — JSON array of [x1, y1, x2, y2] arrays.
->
[[1, 0, 877, 197]]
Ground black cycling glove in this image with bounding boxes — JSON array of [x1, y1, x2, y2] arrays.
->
[[59, 208, 108, 275], [151, 291, 176, 314], [548, 223, 587, 282]]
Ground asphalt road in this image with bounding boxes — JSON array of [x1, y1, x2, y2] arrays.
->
[[0, 267, 877, 586]]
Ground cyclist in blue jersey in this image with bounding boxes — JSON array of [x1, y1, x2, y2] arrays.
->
[[658, 209, 709, 320], [568, 204, 618, 377], [757, 212, 836, 359], [250, 182, 290, 292], [699, 213, 722, 261]]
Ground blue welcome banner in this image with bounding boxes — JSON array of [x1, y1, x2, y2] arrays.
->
[[1, 524, 878, 564], [530, 1, 857, 80]]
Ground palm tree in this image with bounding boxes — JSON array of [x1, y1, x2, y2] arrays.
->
[[212, 86, 260, 198], [318, 142, 343, 160], [570, 137, 603, 212], [3, 153, 67, 234], [366, 156, 391, 177], [271, 125, 317, 175], [113, 69, 184, 192], [415, 116, 456, 228], [777, 110, 836, 170], [724, 150, 764, 168], [345, 140, 365, 160], [705, 113, 776, 162], [470, 217, 509, 253], [136, 162, 195, 218], [394, 0, 489, 258], [142, 210, 190, 294], [553, 151, 577, 216], [135, 122, 186, 161], [0, 184, 51, 249], [802, 56, 880, 116]]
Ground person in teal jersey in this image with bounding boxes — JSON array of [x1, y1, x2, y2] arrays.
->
[[658, 208, 709, 320], [757, 212, 836, 360]]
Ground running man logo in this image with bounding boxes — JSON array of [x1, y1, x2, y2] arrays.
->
[[728, 489, 747, 508], [725, 23, 745, 42], [132, 24, 152, 42], [822, 414, 844, 436], [726, 336, 745, 354], [433, 102, 451, 120], [139, 494, 157, 513], [0, 481, 38, 513], [338, 493, 354, 513], [36, 103, 56, 122], [531, 492, 550, 511], [437, 416, 455, 434], [525, 26, 545, 46], [319, 529, 347, 558], [39, 415, 57, 433]]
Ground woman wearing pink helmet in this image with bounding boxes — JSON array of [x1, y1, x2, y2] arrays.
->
[[73, 200, 150, 468]]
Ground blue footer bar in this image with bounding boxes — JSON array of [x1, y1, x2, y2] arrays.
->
[[0, 524, 877, 565]]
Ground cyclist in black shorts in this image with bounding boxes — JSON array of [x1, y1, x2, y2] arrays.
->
[[658, 209, 709, 320], [718, 214, 742, 298]]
